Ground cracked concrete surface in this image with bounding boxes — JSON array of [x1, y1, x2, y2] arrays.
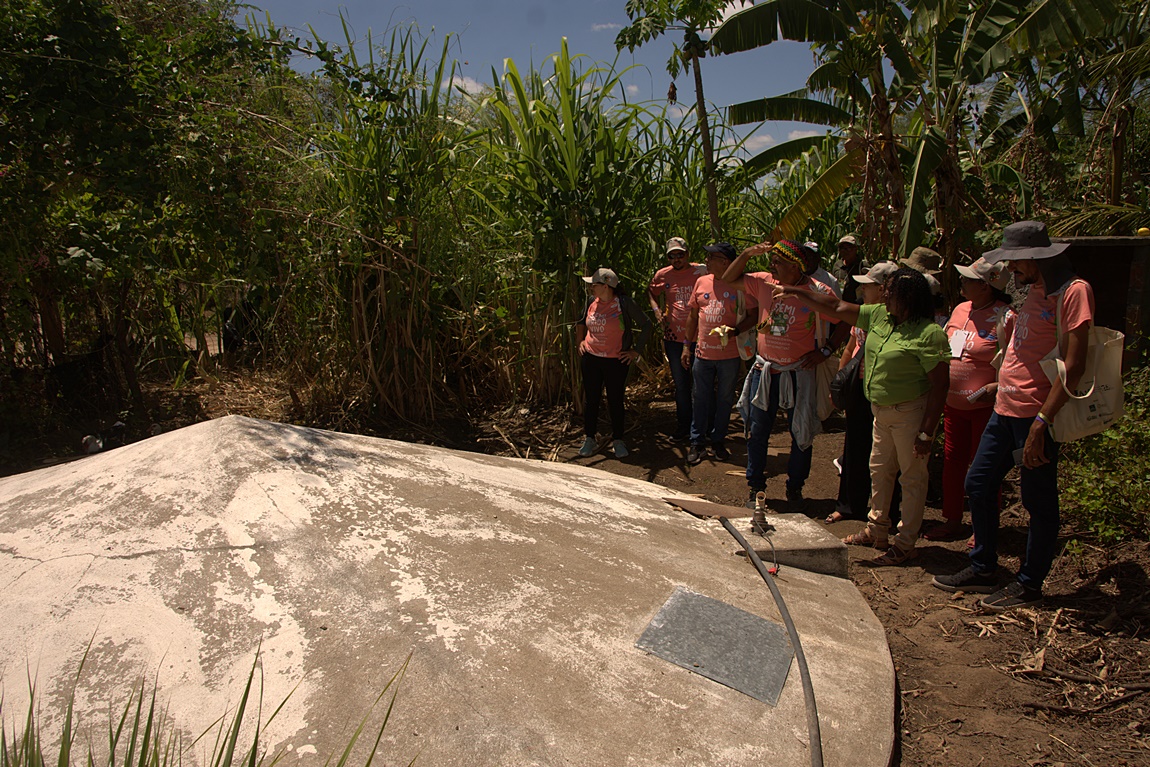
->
[[0, 415, 894, 766]]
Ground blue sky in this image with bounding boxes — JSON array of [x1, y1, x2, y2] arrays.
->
[[238, 0, 826, 157]]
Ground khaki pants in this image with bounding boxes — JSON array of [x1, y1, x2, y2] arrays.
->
[[865, 396, 929, 552]]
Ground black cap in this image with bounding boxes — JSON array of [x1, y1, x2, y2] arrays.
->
[[703, 242, 737, 260]]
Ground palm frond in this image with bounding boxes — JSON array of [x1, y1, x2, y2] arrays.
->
[[727, 96, 852, 126], [773, 147, 864, 240], [742, 135, 835, 180], [710, 0, 850, 55], [898, 126, 948, 260]]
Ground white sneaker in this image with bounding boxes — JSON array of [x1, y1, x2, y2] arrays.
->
[[578, 437, 598, 457], [612, 440, 629, 458]]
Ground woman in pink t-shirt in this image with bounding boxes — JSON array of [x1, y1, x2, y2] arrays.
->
[[575, 268, 653, 459], [926, 258, 1015, 541]]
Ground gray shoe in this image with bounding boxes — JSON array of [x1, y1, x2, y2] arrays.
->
[[612, 440, 629, 458], [578, 436, 597, 457], [932, 566, 998, 594], [980, 580, 1042, 613], [687, 445, 704, 466]]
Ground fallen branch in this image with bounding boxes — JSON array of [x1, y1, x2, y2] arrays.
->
[[1037, 669, 1150, 691], [1024, 689, 1147, 716], [492, 423, 522, 458]]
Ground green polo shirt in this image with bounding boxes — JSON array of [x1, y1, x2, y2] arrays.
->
[[858, 304, 950, 407]]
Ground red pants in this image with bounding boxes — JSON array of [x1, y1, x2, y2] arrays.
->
[[942, 405, 994, 522]]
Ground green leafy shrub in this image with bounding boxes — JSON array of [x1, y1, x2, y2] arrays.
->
[[1060, 366, 1150, 543]]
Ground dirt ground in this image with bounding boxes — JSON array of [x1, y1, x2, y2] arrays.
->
[[6, 368, 1149, 766]]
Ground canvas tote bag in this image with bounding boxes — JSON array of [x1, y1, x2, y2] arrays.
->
[[1038, 280, 1124, 442]]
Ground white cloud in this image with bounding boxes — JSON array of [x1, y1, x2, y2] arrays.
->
[[719, 133, 776, 154], [592, 23, 622, 32], [742, 134, 777, 153], [625, 84, 640, 96], [450, 75, 487, 95], [668, 104, 691, 119], [788, 129, 823, 140], [711, 0, 755, 31]]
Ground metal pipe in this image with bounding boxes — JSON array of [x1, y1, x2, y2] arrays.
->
[[719, 517, 824, 767]]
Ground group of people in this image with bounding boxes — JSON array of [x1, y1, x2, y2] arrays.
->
[[574, 221, 1095, 613]]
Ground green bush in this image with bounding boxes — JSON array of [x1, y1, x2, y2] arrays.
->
[[1060, 366, 1150, 543]]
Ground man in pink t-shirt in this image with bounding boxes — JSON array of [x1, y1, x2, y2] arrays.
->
[[681, 243, 756, 466], [649, 237, 708, 441], [934, 221, 1095, 613], [722, 240, 848, 510]]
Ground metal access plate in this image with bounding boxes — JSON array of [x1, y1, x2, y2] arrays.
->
[[636, 587, 793, 705]]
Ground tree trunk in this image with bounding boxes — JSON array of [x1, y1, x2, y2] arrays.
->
[[1109, 101, 1131, 206], [690, 50, 721, 240]]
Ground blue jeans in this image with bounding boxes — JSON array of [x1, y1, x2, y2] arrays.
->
[[664, 340, 693, 436], [690, 356, 741, 446], [965, 413, 1060, 591], [745, 366, 812, 492]]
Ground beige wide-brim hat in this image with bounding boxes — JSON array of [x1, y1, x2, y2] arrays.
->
[[955, 256, 1010, 290], [899, 246, 942, 275], [982, 221, 1069, 264]]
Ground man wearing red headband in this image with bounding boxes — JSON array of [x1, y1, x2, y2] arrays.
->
[[723, 240, 848, 510]]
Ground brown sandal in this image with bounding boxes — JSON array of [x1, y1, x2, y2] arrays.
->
[[842, 530, 890, 550], [871, 545, 919, 566]]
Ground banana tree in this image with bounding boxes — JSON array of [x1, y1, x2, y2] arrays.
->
[[896, 0, 1118, 277], [711, 0, 917, 255]]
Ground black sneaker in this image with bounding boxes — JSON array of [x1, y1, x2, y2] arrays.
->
[[980, 580, 1042, 613], [687, 446, 704, 466], [670, 430, 690, 444], [712, 443, 730, 461], [785, 485, 808, 512], [932, 566, 998, 594]]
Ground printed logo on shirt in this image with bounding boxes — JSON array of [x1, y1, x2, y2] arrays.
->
[[1012, 305, 1052, 351]]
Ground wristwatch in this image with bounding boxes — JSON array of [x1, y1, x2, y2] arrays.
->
[[916, 431, 932, 442], [819, 345, 832, 357]]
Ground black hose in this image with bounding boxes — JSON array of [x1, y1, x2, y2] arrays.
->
[[719, 517, 824, 767]]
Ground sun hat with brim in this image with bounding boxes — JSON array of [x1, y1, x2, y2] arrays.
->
[[703, 242, 737, 260], [981, 221, 1070, 264], [899, 246, 942, 275], [582, 268, 618, 288], [853, 261, 899, 285], [666, 237, 688, 255], [955, 256, 1010, 290]]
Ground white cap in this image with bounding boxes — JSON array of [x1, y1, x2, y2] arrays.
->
[[955, 256, 1010, 290], [582, 268, 619, 288], [852, 261, 898, 285]]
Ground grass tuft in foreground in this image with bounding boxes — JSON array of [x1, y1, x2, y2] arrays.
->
[[0, 650, 410, 767]]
